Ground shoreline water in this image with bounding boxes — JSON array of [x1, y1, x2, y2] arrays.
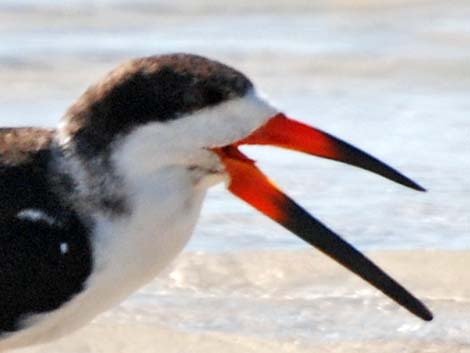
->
[[11, 250, 470, 352]]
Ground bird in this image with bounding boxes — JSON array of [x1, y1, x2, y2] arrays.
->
[[0, 53, 432, 350]]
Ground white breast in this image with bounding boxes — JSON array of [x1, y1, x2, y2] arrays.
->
[[89, 165, 208, 308]]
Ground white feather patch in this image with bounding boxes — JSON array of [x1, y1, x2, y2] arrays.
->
[[16, 209, 56, 226]]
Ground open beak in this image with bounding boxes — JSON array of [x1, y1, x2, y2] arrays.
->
[[212, 113, 432, 321]]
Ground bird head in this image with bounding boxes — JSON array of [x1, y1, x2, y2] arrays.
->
[[59, 53, 432, 321]]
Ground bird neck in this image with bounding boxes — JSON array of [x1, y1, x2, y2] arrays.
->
[[51, 136, 129, 219]]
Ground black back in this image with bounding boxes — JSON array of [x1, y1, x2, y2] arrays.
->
[[0, 128, 92, 334]]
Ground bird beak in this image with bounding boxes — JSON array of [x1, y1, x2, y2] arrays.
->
[[212, 113, 432, 321]]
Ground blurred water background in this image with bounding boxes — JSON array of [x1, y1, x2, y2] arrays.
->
[[1, 0, 469, 352]]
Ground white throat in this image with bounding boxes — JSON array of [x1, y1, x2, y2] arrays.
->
[[104, 90, 276, 271], [101, 90, 276, 272]]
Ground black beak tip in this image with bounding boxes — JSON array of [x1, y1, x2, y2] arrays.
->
[[410, 300, 433, 321], [421, 309, 434, 322], [411, 182, 427, 193]]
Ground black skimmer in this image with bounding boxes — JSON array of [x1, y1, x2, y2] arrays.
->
[[0, 53, 431, 350]]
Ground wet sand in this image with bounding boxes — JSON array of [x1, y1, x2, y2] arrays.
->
[[15, 325, 470, 353]]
